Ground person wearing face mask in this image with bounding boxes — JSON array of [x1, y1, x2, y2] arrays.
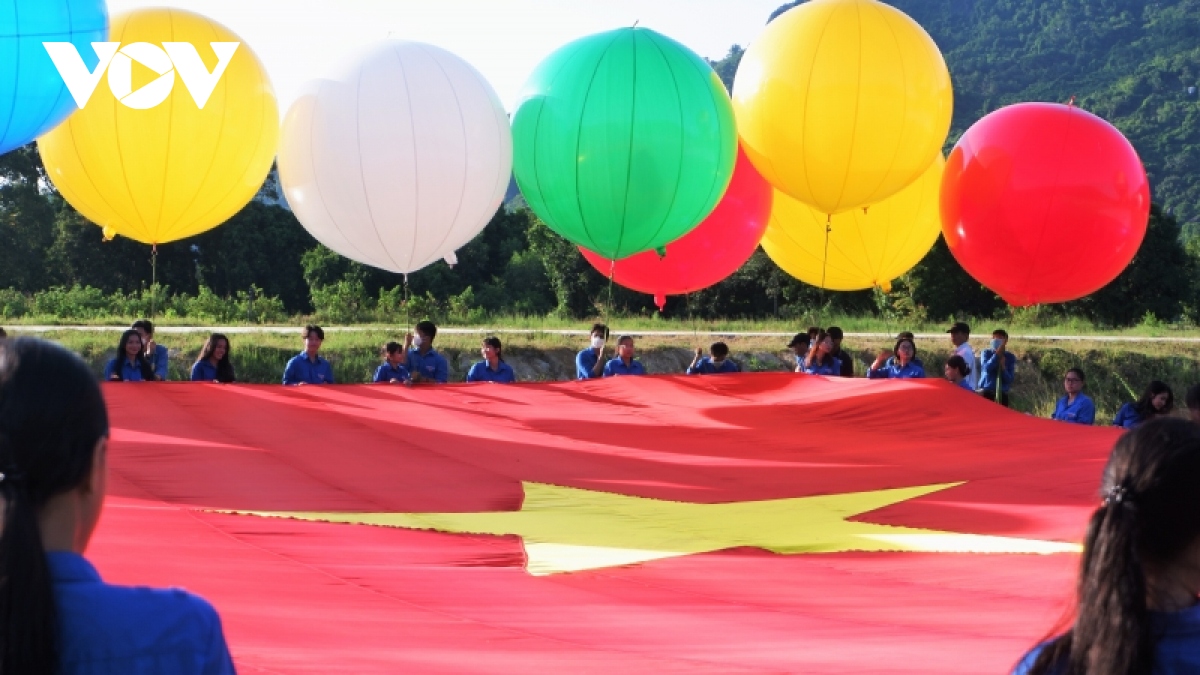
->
[[687, 342, 739, 375], [867, 337, 925, 379], [1114, 381, 1175, 430], [603, 335, 646, 377], [401, 320, 449, 384], [802, 330, 842, 376], [467, 337, 515, 383], [576, 323, 610, 380], [1050, 368, 1095, 425], [978, 329, 1017, 407]]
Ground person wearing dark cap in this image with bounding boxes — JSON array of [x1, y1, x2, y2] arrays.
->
[[826, 326, 854, 377], [787, 332, 811, 369], [947, 322, 977, 391]]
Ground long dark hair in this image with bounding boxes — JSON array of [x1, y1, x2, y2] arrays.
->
[[1027, 418, 1200, 675], [196, 333, 235, 383], [111, 329, 155, 382], [1133, 380, 1173, 419], [0, 338, 110, 674], [805, 330, 834, 368]]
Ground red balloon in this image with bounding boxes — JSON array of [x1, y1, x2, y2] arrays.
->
[[581, 146, 772, 310], [940, 103, 1150, 306]]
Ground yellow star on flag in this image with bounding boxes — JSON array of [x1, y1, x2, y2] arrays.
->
[[235, 481, 1081, 576]]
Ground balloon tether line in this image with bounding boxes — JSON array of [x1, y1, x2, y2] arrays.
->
[[818, 214, 832, 328], [403, 275, 411, 335], [150, 245, 158, 319]]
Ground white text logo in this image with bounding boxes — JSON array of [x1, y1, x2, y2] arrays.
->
[[43, 42, 240, 110]]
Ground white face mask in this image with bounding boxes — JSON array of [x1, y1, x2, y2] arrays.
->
[[591, 336, 605, 349], [413, 335, 424, 348]]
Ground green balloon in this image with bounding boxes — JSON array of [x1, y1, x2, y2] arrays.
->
[[512, 28, 737, 260]]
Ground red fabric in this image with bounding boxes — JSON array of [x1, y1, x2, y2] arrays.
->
[[92, 374, 1115, 673]]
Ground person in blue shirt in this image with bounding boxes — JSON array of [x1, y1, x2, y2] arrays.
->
[[190, 333, 235, 383], [131, 319, 168, 381], [868, 337, 925, 379], [373, 341, 410, 384], [282, 324, 335, 385], [1049, 368, 1095, 425], [0, 337, 235, 674], [882, 331, 926, 371], [978, 329, 1017, 407], [576, 323, 610, 379], [1114, 380, 1174, 429], [802, 330, 843, 376], [603, 335, 646, 377], [103, 330, 156, 382], [1013, 418, 1200, 675], [687, 341, 740, 375], [401, 320, 449, 384], [943, 355, 974, 391], [467, 336, 516, 383]]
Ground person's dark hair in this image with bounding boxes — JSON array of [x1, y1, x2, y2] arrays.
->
[[383, 341, 403, 356], [0, 328, 6, 339], [483, 336, 503, 360], [805, 330, 835, 368], [0, 338, 110, 674], [130, 319, 154, 337], [945, 355, 970, 377], [897, 331, 915, 341], [111, 329, 155, 382], [416, 320, 437, 340], [827, 326, 843, 340], [590, 323, 609, 340], [1027, 418, 1200, 675], [893, 337, 917, 360], [617, 335, 634, 346], [1185, 383, 1200, 412], [710, 342, 729, 359], [1067, 368, 1086, 383], [302, 324, 324, 341], [806, 326, 821, 340], [196, 333, 235, 383], [1133, 380, 1174, 419], [993, 328, 1009, 340]]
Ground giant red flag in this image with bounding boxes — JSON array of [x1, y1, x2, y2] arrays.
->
[[92, 374, 1113, 673]]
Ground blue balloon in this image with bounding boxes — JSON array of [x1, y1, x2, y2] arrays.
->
[[0, 0, 108, 155]]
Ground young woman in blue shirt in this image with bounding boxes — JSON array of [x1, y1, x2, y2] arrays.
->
[[1014, 418, 1200, 674], [1050, 368, 1095, 425], [1114, 381, 1174, 429], [0, 338, 234, 674], [943, 355, 973, 391], [103, 330, 156, 382], [802, 331, 842, 376], [867, 337, 925, 379], [466, 337, 516, 383], [190, 333, 235, 383]]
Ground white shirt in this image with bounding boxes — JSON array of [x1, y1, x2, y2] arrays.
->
[[954, 342, 978, 390]]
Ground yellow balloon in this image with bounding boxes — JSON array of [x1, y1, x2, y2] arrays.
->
[[761, 156, 944, 292], [38, 9, 278, 245], [732, 0, 952, 215]]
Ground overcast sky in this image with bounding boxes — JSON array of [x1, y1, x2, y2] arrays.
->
[[105, 0, 784, 115]]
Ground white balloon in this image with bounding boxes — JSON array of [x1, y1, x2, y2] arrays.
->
[[278, 41, 512, 274]]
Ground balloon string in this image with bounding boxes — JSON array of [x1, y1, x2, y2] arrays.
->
[[150, 245, 158, 319], [403, 276, 411, 336], [818, 215, 832, 328]]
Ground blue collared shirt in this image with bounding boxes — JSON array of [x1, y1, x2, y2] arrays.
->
[[467, 360, 516, 383], [603, 358, 646, 377], [190, 360, 219, 382], [576, 348, 604, 379], [49, 551, 235, 675], [868, 361, 926, 379], [979, 349, 1016, 393], [1051, 394, 1095, 425], [1113, 402, 1144, 429], [282, 352, 335, 385], [407, 348, 449, 383], [104, 358, 147, 382], [687, 357, 741, 375], [803, 357, 842, 376], [148, 344, 169, 380], [956, 378, 974, 391], [373, 362, 410, 383], [1014, 603, 1200, 674]]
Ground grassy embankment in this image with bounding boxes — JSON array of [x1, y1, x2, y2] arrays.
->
[[10, 326, 1199, 426]]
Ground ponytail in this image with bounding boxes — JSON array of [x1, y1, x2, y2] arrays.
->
[[0, 339, 109, 675]]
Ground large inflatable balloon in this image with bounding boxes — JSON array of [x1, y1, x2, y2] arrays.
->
[[762, 156, 945, 292], [941, 103, 1150, 306], [580, 145, 772, 310], [0, 0, 108, 155], [513, 27, 738, 260], [38, 9, 277, 244], [732, 0, 952, 215], [279, 41, 511, 275]]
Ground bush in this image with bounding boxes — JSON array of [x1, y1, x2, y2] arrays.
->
[[0, 289, 29, 318]]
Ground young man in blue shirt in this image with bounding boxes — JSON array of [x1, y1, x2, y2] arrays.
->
[[131, 319, 168, 381], [403, 320, 449, 384], [1050, 367, 1095, 424], [373, 341, 410, 384], [603, 335, 646, 377], [978, 328, 1016, 407], [576, 323, 609, 379], [687, 341, 740, 375], [282, 324, 335, 385], [467, 336, 516, 383]]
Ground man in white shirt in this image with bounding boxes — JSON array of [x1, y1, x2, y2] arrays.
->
[[947, 322, 978, 390]]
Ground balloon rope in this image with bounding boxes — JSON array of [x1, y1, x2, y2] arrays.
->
[[403, 276, 411, 336], [150, 245, 158, 319], [818, 215, 832, 328]]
